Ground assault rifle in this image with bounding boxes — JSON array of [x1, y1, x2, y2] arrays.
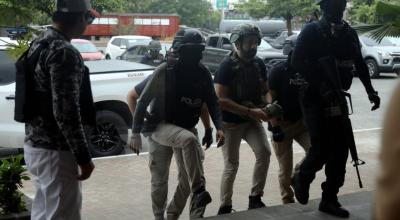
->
[[318, 56, 365, 188]]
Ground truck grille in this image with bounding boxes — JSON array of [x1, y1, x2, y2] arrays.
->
[[393, 57, 400, 64]]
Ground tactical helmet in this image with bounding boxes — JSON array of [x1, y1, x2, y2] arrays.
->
[[230, 23, 262, 45], [171, 29, 205, 52], [148, 40, 162, 51], [56, 0, 91, 12]]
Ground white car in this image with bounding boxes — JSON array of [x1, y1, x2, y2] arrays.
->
[[104, 35, 152, 60], [0, 53, 154, 157]]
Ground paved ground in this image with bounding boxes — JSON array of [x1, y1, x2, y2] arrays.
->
[[21, 129, 381, 220], [204, 191, 372, 220]]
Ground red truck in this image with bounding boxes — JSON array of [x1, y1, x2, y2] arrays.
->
[[83, 13, 180, 39]]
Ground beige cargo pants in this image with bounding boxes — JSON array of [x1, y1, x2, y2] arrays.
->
[[220, 121, 271, 207], [271, 119, 311, 204], [148, 123, 205, 220]]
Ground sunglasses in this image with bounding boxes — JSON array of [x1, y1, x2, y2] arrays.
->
[[85, 11, 95, 24]]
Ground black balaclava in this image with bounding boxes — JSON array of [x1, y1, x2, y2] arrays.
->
[[320, 0, 347, 24], [178, 47, 204, 67]]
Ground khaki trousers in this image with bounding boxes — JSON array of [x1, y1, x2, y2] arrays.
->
[[271, 119, 311, 204], [148, 123, 205, 220], [24, 144, 82, 220], [220, 121, 271, 207]]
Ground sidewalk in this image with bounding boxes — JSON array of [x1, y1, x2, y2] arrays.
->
[[21, 129, 381, 220]]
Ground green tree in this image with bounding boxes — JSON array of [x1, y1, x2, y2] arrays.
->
[[236, 0, 268, 20], [237, 0, 316, 35], [355, 1, 400, 41]]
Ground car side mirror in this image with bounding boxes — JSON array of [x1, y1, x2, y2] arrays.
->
[[120, 45, 127, 49], [222, 44, 233, 51]]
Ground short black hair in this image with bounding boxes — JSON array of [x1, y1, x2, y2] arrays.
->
[[52, 11, 83, 26]]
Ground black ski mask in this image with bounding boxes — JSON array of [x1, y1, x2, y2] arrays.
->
[[178, 46, 204, 66], [320, 0, 347, 24]]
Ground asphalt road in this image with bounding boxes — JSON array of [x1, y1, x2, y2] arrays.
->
[[122, 74, 399, 156]]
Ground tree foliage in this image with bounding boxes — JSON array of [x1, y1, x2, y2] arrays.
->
[[236, 0, 316, 34], [354, 1, 400, 41], [0, 0, 217, 29]]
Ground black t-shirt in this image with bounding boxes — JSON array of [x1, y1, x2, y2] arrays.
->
[[134, 75, 152, 96], [214, 55, 267, 123], [268, 61, 302, 122]]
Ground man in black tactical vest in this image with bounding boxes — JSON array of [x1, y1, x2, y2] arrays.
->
[[19, 0, 97, 219], [140, 40, 164, 67], [291, 0, 381, 218], [214, 23, 279, 214], [131, 29, 225, 220]]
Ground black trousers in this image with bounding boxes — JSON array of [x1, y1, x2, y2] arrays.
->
[[299, 103, 349, 201]]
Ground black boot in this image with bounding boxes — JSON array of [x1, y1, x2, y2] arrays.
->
[[192, 188, 212, 208], [248, 195, 266, 209], [217, 205, 233, 215], [319, 199, 350, 218], [291, 172, 310, 204]]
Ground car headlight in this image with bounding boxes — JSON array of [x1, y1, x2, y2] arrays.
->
[[378, 50, 391, 57]]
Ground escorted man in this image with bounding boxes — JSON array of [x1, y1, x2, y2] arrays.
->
[[266, 52, 311, 205], [21, 0, 96, 219], [131, 29, 225, 220], [140, 40, 164, 67], [126, 75, 215, 220], [215, 24, 278, 214], [291, 0, 380, 218]]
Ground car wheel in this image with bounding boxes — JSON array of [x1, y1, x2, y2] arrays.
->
[[86, 110, 127, 157], [365, 59, 379, 78], [105, 54, 111, 60], [395, 69, 400, 77]]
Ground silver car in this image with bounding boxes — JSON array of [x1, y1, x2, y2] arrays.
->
[[359, 35, 400, 78]]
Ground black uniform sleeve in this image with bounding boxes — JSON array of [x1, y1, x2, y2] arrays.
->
[[214, 58, 234, 86], [132, 64, 165, 133], [202, 68, 223, 130], [257, 59, 268, 81], [48, 48, 91, 165], [134, 75, 152, 96], [350, 28, 376, 94]]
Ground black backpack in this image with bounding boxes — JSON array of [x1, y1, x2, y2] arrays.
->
[[14, 41, 48, 123]]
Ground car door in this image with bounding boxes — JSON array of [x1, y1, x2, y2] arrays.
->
[[0, 50, 24, 148], [110, 38, 121, 59], [122, 46, 147, 63], [203, 36, 230, 73]]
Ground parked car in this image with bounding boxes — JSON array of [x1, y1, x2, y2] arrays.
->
[[269, 30, 300, 50], [388, 37, 400, 46], [202, 34, 286, 73], [71, 39, 103, 61], [0, 37, 17, 49], [0, 51, 154, 157], [117, 42, 171, 63], [104, 35, 152, 60], [359, 35, 400, 78]]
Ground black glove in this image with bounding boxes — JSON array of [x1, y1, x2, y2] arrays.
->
[[368, 91, 380, 111], [202, 128, 213, 150], [271, 126, 285, 142]]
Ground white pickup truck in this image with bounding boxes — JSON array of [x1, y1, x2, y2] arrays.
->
[[0, 48, 154, 157]]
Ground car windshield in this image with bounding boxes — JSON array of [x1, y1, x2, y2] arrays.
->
[[0, 50, 16, 85], [128, 39, 152, 47], [72, 42, 98, 53], [361, 36, 394, 47], [258, 39, 273, 50]]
